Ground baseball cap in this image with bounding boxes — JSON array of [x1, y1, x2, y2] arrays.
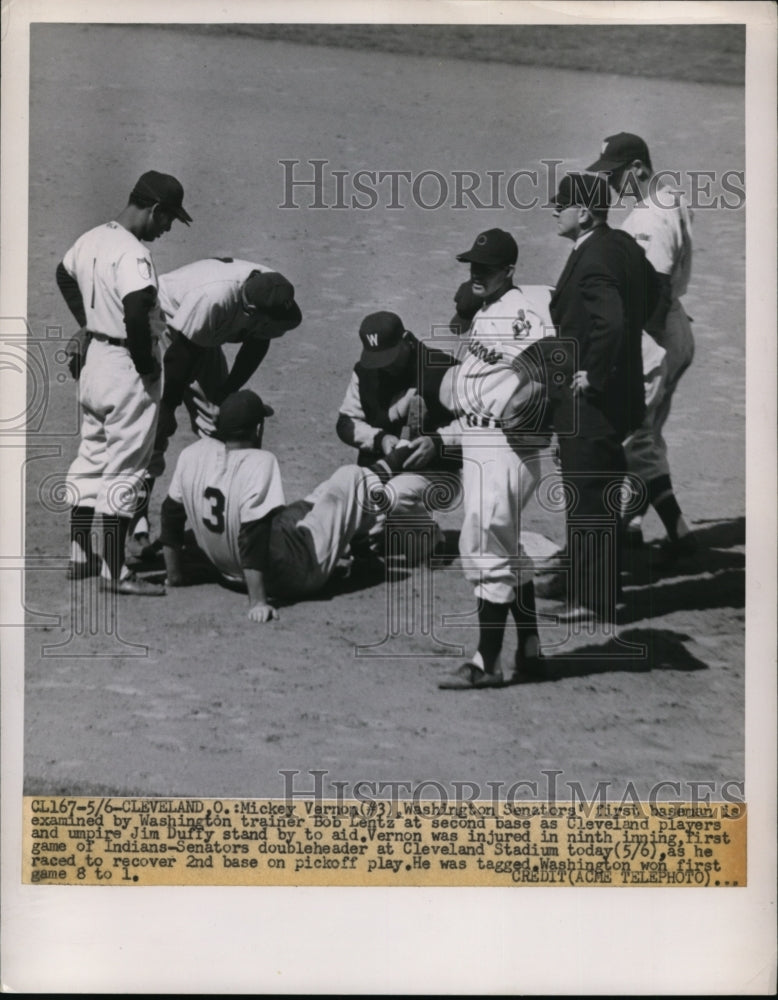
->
[[130, 170, 193, 225], [243, 271, 302, 325], [358, 311, 410, 370], [587, 132, 653, 174], [548, 172, 611, 212], [215, 389, 274, 440], [456, 228, 518, 267]]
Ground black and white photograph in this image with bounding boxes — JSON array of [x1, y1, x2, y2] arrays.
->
[[2, 0, 775, 993]]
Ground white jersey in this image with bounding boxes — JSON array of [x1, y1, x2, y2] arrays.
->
[[158, 258, 273, 347], [449, 285, 554, 423], [620, 189, 693, 300], [62, 221, 161, 339], [168, 437, 285, 579]]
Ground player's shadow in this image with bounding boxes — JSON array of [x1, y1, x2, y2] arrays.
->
[[527, 627, 709, 684], [274, 559, 412, 607], [619, 516, 745, 622]]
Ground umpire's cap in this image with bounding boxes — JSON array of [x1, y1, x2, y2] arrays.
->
[[216, 390, 274, 441], [588, 132, 653, 174], [547, 172, 611, 214], [130, 170, 192, 225]]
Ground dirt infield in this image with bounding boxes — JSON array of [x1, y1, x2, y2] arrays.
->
[[23, 25, 745, 800]]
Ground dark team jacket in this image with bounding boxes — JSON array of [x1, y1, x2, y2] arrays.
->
[[336, 332, 461, 472], [548, 226, 660, 441]]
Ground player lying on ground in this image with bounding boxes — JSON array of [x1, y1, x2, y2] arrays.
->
[[159, 390, 391, 622], [128, 259, 302, 560]]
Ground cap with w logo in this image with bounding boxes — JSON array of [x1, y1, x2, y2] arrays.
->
[[358, 311, 409, 369]]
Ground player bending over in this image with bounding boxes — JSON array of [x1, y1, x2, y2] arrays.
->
[[128, 258, 302, 560], [160, 390, 387, 622]]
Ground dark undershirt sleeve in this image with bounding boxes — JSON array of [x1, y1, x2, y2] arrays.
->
[[159, 496, 187, 548], [238, 514, 278, 573], [56, 261, 87, 328], [122, 286, 158, 375]]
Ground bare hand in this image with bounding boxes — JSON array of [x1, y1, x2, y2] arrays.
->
[[571, 370, 590, 395], [194, 398, 220, 437], [247, 602, 279, 624], [381, 434, 400, 456], [401, 436, 436, 470]]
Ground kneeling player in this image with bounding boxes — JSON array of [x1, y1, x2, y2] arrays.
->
[[160, 390, 385, 621]]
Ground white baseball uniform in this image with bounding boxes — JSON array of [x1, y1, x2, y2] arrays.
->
[[166, 437, 381, 598], [64, 221, 163, 516], [621, 188, 694, 481], [148, 258, 277, 479], [439, 285, 555, 604]]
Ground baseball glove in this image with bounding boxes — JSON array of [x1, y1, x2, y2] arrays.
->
[[65, 327, 91, 379]]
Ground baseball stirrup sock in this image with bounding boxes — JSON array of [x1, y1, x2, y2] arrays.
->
[[131, 476, 156, 537], [476, 600, 510, 672], [70, 505, 96, 561], [510, 581, 540, 658], [102, 515, 131, 579], [647, 475, 683, 540]]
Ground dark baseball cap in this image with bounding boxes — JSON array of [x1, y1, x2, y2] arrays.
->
[[243, 271, 302, 325], [130, 170, 192, 225], [358, 311, 410, 370], [457, 228, 518, 267], [587, 132, 653, 174], [548, 172, 611, 212], [215, 389, 274, 440]]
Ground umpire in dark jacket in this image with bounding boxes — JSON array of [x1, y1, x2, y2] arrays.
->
[[548, 172, 660, 623]]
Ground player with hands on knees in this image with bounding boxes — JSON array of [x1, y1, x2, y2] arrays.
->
[[127, 260, 303, 563]]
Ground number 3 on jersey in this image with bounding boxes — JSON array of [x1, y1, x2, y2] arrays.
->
[[202, 486, 226, 533]]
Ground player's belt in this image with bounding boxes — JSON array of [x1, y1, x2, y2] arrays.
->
[[89, 331, 126, 347], [465, 413, 505, 429]]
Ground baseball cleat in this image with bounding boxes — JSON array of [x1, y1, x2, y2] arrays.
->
[[623, 524, 645, 549], [66, 555, 104, 580], [438, 662, 504, 690], [534, 571, 567, 600], [555, 603, 602, 625], [99, 572, 166, 597]]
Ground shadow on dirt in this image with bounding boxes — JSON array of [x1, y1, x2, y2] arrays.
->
[[620, 516, 745, 621], [517, 627, 711, 685]]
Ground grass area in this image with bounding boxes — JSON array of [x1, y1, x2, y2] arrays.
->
[[163, 23, 745, 86]]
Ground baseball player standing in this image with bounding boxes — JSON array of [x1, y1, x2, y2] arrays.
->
[[588, 133, 696, 557], [436, 229, 556, 690], [127, 258, 302, 556], [57, 170, 191, 595], [160, 390, 385, 620]]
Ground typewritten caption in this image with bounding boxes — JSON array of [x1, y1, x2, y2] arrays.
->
[[23, 798, 746, 887]]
